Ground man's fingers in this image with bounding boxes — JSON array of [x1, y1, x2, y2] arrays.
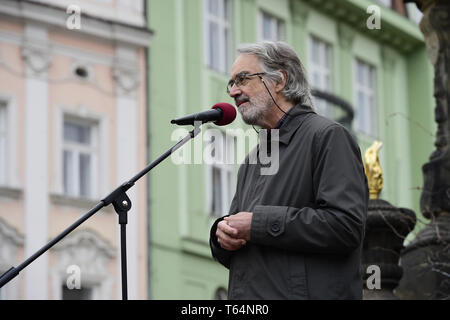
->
[[220, 239, 244, 251], [218, 220, 238, 237], [216, 228, 240, 245], [216, 228, 246, 251]]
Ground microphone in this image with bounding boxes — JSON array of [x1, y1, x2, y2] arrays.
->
[[170, 103, 236, 126]]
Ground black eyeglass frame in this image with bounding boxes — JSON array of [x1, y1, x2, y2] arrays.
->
[[226, 72, 266, 94]]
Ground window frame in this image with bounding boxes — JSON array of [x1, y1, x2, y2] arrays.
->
[[62, 115, 99, 200], [204, 129, 236, 219], [308, 35, 334, 118], [204, 0, 232, 74], [0, 94, 18, 189], [258, 10, 285, 42], [353, 58, 377, 137]]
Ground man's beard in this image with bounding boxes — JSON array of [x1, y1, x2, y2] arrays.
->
[[237, 93, 272, 126]]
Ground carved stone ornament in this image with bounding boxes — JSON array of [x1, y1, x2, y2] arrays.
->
[[113, 63, 140, 96], [51, 229, 115, 299], [337, 22, 356, 50], [52, 229, 115, 281], [0, 218, 24, 271], [21, 42, 51, 76], [289, 0, 310, 25]]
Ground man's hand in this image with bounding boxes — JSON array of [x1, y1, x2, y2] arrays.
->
[[216, 220, 246, 251], [224, 212, 253, 241]]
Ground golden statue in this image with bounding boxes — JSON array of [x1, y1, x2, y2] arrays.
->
[[364, 141, 383, 200]]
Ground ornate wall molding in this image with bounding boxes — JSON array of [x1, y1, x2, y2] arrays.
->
[[113, 44, 141, 97], [302, 0, 424, 54], [113, 62, 141, 97], [290, 0, 310, 26], [0, 218, 23, 270], [0, 218, 23, 299], [21, 23, 51, 77], [337, 22, 356, 50], [21, 42, 51, 76], [381, 46, 398, 71], [0, 0, 153, 48], [51, 229, 115, 299]]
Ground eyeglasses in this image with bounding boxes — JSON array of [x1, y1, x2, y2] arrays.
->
[[226, 72, 266, 94]]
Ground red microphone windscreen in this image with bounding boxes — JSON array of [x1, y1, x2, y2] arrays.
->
[[212, 103, 236, 126]]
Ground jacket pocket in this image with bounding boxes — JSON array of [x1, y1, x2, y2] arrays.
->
[[288, 254, 309, 299]]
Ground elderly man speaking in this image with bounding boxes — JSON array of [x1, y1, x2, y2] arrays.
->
[[209, 41, 368, 300]]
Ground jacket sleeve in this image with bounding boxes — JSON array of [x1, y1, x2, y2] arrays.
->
[[209, 193, 238, 269], [250, 124, 368, 254]]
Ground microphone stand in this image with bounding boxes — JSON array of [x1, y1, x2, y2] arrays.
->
[[0, 122, 202, 300]]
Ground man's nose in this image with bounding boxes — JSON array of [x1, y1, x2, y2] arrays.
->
[[229, 84, 241, 98]]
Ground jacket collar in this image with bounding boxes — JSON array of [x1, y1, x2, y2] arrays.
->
[[268, 103, 316, 145]]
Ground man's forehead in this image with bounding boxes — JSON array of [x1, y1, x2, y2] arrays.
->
[[231, 54, 261, 77]]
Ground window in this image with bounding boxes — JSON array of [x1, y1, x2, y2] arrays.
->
[[354, 59, 377, 136], [205, 0, 232, 74], [205, 130, 235, 218], [259, 11, 285, 42], [63, 116, 98, 199], [0, 103, 6, 185], [308, 36, 333, 118]]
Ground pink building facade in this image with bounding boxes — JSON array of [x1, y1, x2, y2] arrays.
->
[[0, 0, 152, 299]]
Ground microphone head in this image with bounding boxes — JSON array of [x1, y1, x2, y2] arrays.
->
[[212, 103, 236, 126]]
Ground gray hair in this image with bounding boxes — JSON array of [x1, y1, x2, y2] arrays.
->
[[236, 41, 312, 107]]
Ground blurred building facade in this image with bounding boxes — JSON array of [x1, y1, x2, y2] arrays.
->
[[0, 0, 151, 299], [146, 0, 435, 299]]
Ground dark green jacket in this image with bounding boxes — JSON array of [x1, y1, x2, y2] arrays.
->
[[210, 105, 368, 299]]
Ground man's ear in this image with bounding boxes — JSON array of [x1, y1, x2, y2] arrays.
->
[[275, 70, 287, 93]]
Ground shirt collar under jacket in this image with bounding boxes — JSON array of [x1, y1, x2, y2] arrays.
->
[[265, 103, 316, 145]]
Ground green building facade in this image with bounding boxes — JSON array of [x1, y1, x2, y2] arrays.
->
[[146, 0, 435, 299]]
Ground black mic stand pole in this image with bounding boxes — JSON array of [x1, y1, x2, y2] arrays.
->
[[0, 122, 202, 300]]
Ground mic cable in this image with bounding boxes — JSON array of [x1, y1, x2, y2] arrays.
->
[[260, 77, 292, 118], [252, 76, 292, 134]]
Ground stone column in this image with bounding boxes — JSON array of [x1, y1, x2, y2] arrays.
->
[[396, 0, 450, 300], [113, 44, 140, 300], [22, 22, 51, 299]]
